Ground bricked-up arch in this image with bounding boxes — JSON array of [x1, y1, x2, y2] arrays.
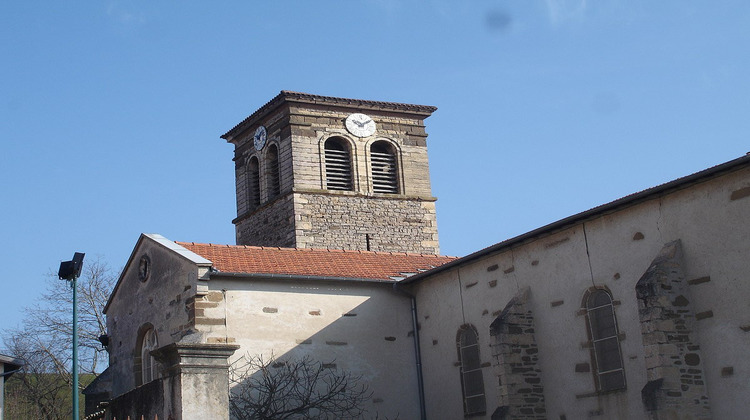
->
[[265, 144, 281, 200], [582, 288, 626, 392], [370, 140, 399, 194], [247, 156, 260, 209], [134, 323, 159, 386], [457, 324, 486, 416], [324, 137, 353, 191]]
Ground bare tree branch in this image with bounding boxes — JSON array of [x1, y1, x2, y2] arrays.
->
[[229, 354, 373, 420], [2, 258, 117, 419]]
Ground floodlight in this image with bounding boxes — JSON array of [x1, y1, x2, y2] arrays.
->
[[58, 252, 85, 280]]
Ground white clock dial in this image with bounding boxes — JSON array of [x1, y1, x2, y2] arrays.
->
[[253, 126, 267, 150], [345, 113, 376, 137]]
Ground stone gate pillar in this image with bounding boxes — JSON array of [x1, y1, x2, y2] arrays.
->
[[155, 342, 240, 420]]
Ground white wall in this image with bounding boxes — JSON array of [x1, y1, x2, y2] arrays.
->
[[412, 166, 750, 419], [202, 277, 422, 420]]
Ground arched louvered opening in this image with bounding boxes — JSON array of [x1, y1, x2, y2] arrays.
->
[[370, 141, 399, 194], [585, 289, 626, 392], [266, 145, 280, 199], [247, 156, 260, 209], [324, 138, 353, 191], [457, 325, 486, 416]]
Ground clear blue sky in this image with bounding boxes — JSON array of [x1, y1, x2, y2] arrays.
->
[[1, 1, 748, 331]]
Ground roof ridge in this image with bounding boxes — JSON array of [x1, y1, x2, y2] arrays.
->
[[176, 240, 456, 258]]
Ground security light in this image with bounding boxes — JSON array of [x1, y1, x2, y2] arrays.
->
[[58, 252, 85, 280]]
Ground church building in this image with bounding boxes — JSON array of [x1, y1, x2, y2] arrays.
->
[[89, 92, 750, 420]]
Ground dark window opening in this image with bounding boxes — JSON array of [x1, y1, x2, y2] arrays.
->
[[266, 145, 280, 199], [247, 156, 260, 208], [457, 325, 486, 416], [586, 289, 626, 392], [324, 138, 353, 191], [370, 141, 399, 194]]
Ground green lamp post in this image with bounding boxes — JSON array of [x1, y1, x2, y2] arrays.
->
[[58, 252, 85, 420]]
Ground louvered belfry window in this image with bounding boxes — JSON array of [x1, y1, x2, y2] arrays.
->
[[586, 289, 626, 392], [370, 141, 399, 194], [324, 138, 353, 191], [247, 156, 260, 208], [266, 145, 281, 199], [457, 325, 486, 416]]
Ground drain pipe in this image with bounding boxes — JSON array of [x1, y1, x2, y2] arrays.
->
[[393, 282, 426, 420]]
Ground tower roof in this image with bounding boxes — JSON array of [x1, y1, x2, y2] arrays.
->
[[221, 90, 438, 142]]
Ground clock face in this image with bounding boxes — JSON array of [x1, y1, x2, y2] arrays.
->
[[253, 126, 267, 150], [345, 113, 376, 137]]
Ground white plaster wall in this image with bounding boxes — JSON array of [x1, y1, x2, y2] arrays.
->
[[413, 166, 750, 419], [204, 277, 421, 420]]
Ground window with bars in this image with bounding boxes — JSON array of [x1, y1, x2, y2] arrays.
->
[[324, 138, 353, 191], [247, 156, 260, 209], [141, 328, 158, 384], [370, 141, 399, 194], [457, 325, 486, 416], [266, 145, 280, 199], [585, 289, 626, 392], [135, 325, 159, 386]]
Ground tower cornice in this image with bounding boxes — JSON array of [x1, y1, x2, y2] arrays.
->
[[221, 90, 437, 143]]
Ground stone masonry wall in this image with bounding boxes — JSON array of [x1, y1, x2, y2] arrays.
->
[[287, 104, 434, 197], [489, 288, 547, 419], [293, 192, 439, 254], [233, 106, 294, 217], [228, 96, 440, 253], [636, 240, 711, 419], [235, 193, 296, 248]]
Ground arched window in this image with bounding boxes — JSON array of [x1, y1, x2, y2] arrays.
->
[[370, 141, 399, 194], [247, 156, 260, 209], [585, 289, 626, 392], [324, 137, 353, 191], [266, 145, 281, 199], [457, 325, 486, 416], [136, 327, 158, 386]]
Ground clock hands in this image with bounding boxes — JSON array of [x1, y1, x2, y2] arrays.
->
[[346, 114, 375, 136], [352, 118, 373, 128]]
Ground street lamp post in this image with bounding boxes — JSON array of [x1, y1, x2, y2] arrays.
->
[[58, 252, 85, 420]]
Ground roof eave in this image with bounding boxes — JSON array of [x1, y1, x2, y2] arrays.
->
[[209, 271, 398, 284], [402, 153, 750, 285], [104, 233, 213, 313], [221, 90, 438, 142]]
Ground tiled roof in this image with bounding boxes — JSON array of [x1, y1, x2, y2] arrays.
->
[[177, 242, 456, 282]]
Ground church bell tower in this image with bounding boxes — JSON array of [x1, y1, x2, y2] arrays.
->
[[221, 91, 440, 255]]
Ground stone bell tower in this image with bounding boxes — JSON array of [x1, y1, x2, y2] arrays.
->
[[221, 91, 440, 254]]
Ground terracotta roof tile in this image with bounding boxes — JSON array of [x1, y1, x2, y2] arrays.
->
[[176, 242, 456, 282]]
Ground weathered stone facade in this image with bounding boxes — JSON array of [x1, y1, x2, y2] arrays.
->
[[233, 193, 296, 248], [489, 288, 546, 419], [293, 192, 438, 252], [408, 158, 750, 419], [636, 240, 711, 419], [224, 91, 440, 254]]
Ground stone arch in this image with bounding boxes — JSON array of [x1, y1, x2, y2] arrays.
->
[[134, 323, 158, 386], [321, 135, 356, 191], [367, 138, 402, 194], [456, 324, 486, 416]]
